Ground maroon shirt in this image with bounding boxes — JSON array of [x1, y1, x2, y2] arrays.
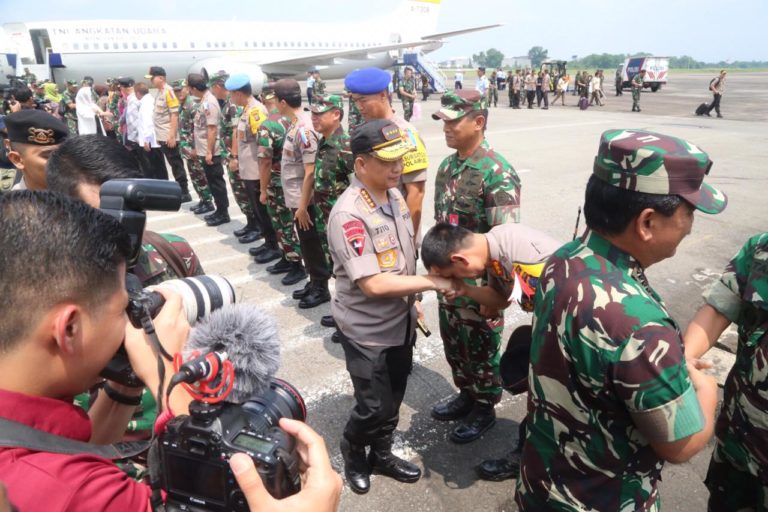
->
[[0, 389, 151, 512]]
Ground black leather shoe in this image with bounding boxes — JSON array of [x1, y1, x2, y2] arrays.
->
[[204, 211, 218, 221], [331, 330, 342, 343], [368, 438, 421, 483], [292, 282, 312, 299], [299, 284, 330, 309], [321, 315, 336, 328], [340, 438, 370, 495], [192, 201, 214, 214], [431, 390, 474, 421], [233, 224, 253, 237], [249, 245, 268, 257], [267, 258, 290, 274], [282, 264, 307, 286], [254, 247, 281, 264], [450, 403, 496, 444], [238, 230, 263, 244], [206, 212, 231, 226], [180, 192, 193, 203], [476, 449, 521, 481]]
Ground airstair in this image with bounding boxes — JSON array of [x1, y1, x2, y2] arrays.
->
[[402, 51, 447, 93]]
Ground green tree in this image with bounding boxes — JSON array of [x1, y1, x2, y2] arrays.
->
[[472, 51, 487, 67], [485, 48, 505, 68], [527, 46, 549, 67]]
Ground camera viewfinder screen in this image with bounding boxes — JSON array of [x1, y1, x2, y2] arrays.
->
[[165, 454, 227, 504], [233, 433, 274, 455]]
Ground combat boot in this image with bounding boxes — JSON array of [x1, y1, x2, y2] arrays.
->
[[254, 245, 281, 264], [266, 257, 291, 274], [450, 402, 496, 444], [299, 282, 330, 309], [205, 211, 230, 227], [180, 192, 193, 203], [431, 390, 474, 421], [282, 263, 307, 286], [340, 438, 370, 494], [476, 448, 521, 481], [191, 200, 214, 214], [368, 437, 421, 484]]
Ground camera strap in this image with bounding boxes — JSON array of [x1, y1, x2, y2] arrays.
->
[[0, 417, 150, 460]]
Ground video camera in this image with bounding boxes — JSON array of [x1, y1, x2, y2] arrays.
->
[[98, 179, 235, 387]]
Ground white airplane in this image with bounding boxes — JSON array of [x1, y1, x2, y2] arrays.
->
[[1, 0, 498, 91]]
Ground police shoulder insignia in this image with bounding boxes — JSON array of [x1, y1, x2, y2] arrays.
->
[[359, 189, 376, 211], [343, 220, 366, 256], [376, 249, 397, 269], [491, 259, 504, 277], [165, 88, 180, 109]]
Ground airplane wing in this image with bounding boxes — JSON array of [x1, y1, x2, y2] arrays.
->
[[420, 24, 503, 40], [259, 39, 436, 75]]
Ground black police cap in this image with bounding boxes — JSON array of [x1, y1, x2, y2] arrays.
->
[[5, 110, 68, 146]]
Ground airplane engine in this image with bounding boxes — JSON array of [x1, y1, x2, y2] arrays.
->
[[188, 59, 266, 94]]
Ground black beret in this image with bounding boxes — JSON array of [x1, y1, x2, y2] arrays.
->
[[5, 110, 68, 146]]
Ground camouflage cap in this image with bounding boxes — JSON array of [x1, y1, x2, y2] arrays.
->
[[170, 79, 187, 89], [309, 95, 343, 114], [66, 80, 78, 86], [593, 129, 727, 214], [432, 90, 486, 121], [207, 70, 229, 87]]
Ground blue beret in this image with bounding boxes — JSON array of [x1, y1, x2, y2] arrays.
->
[[224, 73, 250, 91], [344, 67, 390, 95]]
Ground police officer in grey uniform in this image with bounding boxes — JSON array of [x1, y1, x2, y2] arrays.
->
[[328, 119, 454, 495]]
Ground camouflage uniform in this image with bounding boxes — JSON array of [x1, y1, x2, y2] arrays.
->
[[313, 121, 353, 271], [515, 129, 728, 512], [347, 91, 364, 132], [220, 99, 252, 216], [703, 232, 768, 512], [313, 75, 327, 99], [631, 72, 644, 111], [433, 91, 522, 405], [400, 76, 417, 122], [179, 92, 212, 202], [256, 108, 302, 262], [60, 86, 78, 135]]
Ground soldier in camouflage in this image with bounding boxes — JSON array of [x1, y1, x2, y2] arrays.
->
[[398, 67, 418, 122], [174, 79, 214, 214], [312, 70, 326, 100], [256, 85, 307, 285], [430, 90, 521, 444], [343, 89, 364, 132], [310, 95, 354, 270], [515, 129, 727, 511], [631, 68, 646, 112], [685, 232, 768, 511], [60, 80, 79, 136], [209, 71, 258, 239]]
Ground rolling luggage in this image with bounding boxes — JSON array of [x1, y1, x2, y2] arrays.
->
[[578, 96, 589, 110], [695, 103, 709, 116]]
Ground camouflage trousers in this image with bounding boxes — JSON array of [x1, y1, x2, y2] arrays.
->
[[183, 156, 212, 202], [705, 438, 768, 511], [64, 116, 78, 136], [226, 162, 253, 217], [402, 99, 414, 122], [438, 302, 504, 405], [632, 89, 641, 109], [266, 177, 302, 263], [489, 88, 498, 106], [313, 192, 337, 273]]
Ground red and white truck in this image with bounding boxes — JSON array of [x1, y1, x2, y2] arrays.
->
[[617, 56, 669, 92]]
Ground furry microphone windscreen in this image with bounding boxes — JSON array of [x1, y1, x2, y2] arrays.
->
[[185, 304, 281, 402]]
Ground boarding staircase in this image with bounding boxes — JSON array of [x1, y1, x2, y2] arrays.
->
[[402, 51, 447, 94]]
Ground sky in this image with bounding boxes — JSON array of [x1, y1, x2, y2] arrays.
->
[[2, 0, 765, 63]]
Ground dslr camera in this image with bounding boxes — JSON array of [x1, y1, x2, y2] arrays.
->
[[160, 378, 307, 511], [98, 179, 235, 387]]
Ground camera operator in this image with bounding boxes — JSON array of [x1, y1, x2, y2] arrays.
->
[[8, 87, 36, 112], [0, 190, 191, 511], [4, 109, 68, 191]]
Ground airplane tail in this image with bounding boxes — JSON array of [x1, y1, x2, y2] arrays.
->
[[390, 0, 442, 41]]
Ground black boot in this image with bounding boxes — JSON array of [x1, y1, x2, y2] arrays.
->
[[431, 390, 474, 421], [476, 448, 521, 481], [205, 211, 231, 227], [266, 257, 291, 274], [254, 245, 281, 264], [233, 215, 256, 237], [340, 438, 370, 494], [192, 201, 214, 215], [250, 244, 268, 257], [282, 263, 307, 286], [368, 437, 421, 483], [180, 192, 193, 203], [321, 315, 336, 328], [299, 281, 330, 309], [450, 402, 496, 444]]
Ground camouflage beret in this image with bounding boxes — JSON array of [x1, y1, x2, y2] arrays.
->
[[593, 129, 727, 214], [309, 95, 343, 114], [432, 90, 486, 121]]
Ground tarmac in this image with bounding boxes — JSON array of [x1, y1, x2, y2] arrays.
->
[[145, 71, 768, 511]]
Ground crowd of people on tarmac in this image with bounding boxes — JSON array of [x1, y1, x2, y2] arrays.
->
[[0, 60, 756, 512]]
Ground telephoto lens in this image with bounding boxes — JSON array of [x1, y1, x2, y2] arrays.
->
[[154, 275, 236, 325]]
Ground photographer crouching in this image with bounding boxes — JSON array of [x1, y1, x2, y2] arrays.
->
[[0, 191, 340, 512]]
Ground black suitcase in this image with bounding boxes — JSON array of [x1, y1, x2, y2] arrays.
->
[[695, 103, 709, 116]]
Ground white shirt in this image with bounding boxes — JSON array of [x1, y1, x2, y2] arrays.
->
[[125, 92, 141, 143], [475, 75, 489, 95], [138, 93, 159, 147], [455, 72, 463, 82], [75, 86, 100, 135]]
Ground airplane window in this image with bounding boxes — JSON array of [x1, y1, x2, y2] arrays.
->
[[172, 42, 177, 49], [191, 42, 195, 48], [143, 42, 148, 49], [245, 41, 249, 47], [162, 42, 167, 49], [84, 43, 90, 50], [152, 42, 158, 49], [123, 42, 128, 49], [113, 42, 119, 49], [73, 43, 79, 50], [206, 42, 211, 48], [133, 42, 138, 49], [311, 42, 315, 47], [269, 42, 273, 47], [276, 42, 280, 47], [214, 42, 219, 48]]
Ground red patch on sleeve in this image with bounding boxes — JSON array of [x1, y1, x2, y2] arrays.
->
[[343, 220, 366, 256]]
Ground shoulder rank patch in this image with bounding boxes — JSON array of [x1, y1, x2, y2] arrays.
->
[[490, 259, 504, 277], [359, 189, 376, 211], [376, 249, 397, 269], [343, 220, 366, 256]]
